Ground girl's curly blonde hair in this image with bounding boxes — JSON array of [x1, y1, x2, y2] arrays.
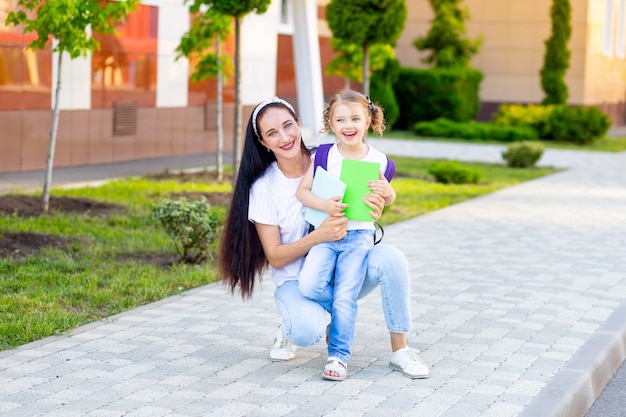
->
[[320, 90, 386, 137]]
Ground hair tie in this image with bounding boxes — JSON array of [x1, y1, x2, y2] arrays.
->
[[252, 97, 296, 137], [366, 96, 376, 113]]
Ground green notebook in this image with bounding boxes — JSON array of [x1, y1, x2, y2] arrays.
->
[[340, 159, 381, 221]]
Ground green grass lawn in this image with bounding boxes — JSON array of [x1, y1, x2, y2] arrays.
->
[[0, 158, 557, 350], [383, 130, 626, 153]]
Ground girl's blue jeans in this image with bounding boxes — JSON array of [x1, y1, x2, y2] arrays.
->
[[274, 243, 413, 358], [297, 229, 373, 363]]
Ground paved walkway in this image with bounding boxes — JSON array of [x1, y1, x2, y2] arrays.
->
[[1, 139, 626, 417]]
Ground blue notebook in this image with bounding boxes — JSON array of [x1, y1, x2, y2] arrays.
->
[[304, 166, 347, 228]]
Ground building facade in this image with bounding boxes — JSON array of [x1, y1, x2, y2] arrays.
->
[[1, 0, 625, 174]]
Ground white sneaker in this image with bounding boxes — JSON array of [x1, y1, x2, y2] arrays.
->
[[270, 326, 297, 362], [389, 347, 429, 379]]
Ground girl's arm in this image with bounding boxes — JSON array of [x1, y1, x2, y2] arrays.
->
[[255, 215, 348, 269], [296, 163, 347, 216]]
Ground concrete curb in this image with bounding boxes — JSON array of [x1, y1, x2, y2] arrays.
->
[[519, 301, 626, 417]]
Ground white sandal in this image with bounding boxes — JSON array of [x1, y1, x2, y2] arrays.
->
[[322, 356, 347, 381]]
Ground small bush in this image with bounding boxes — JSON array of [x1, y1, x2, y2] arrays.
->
[[502, 141, 545, 168], [152, 197, 220, 264], [413, 118, 537, 141], [428, 160, 482, 184]]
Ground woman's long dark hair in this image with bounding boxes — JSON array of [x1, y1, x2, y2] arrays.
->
[[217, 101, 310, 299]]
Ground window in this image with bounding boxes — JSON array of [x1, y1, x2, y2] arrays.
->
[[91, 4, 158, 108], [278, 0, 294, 35], [0, 1, 52, 110], [617, 0, 626, 57], [604, 0, 626, 57]]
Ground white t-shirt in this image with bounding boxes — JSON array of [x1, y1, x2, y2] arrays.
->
[[248, 162, 309, 286], [326, 144, 388, 231]]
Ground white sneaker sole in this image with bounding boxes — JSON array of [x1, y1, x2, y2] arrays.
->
[[389, 363, 430, 379], [270, 350, 296, 362]]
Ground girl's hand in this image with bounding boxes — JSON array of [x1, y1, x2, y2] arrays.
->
[[363, 192, 384, 222], [368, 173, 393, 199], [323, 196, 348, 216]]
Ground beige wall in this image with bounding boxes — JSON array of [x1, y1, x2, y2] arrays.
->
[[395, 0, 626, 116]]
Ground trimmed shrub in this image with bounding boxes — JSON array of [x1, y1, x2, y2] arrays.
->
[[413, 118, 538, 141], [492, 103, 611, 144], [428, 160, 482, 184], [370, 72, 400, 129], [413, 0, 482, 69], [542, 105, 611, 144], [492, 104, 554, 133], [541, 0, 571, 105], [152, 197, 220, 264], [394, 67, 483, 129], [502, 141, 545, 168]]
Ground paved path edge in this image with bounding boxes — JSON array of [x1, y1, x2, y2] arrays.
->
[[0, 285, 207, 358], [519, 301, 626, 417]]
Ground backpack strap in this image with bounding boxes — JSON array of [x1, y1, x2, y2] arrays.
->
[[313, 143, 333, 172], [384, 157, 396, 182]]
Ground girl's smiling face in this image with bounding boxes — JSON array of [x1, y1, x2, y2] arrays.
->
[[329, 102, 371, 148], [257, 107, 302, 157]]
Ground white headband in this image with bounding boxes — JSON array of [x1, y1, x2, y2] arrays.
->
[[252, 97, 296, 137]]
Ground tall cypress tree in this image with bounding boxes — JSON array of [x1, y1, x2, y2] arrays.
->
[[413, 0, 482, 68], [540, 0, 572, 105]]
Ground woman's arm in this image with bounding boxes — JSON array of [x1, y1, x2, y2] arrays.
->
[[255, 215, 348, 269]]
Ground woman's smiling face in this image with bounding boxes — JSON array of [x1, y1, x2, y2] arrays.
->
[[257, 107, 302, 158]]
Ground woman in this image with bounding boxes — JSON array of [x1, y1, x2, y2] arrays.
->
[[217, 96, 428, 380]]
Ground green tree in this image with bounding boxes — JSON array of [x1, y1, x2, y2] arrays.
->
[[326, 0, 407, 96], [192, 0, 271, 184], [177, 3, 232, 182], [6, 0, 138, 213], [540, 0, 571, 105], [326, 39, 396, 90], [413, 0, 482, 68]]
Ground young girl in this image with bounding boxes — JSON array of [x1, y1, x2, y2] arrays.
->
[[296, 90, 396, 381]]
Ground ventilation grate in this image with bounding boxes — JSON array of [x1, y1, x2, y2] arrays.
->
[[113, 101, 137, 136]]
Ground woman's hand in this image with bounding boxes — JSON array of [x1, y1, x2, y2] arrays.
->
[[316, 214, 348, 242], [363, 192, 385, 222]]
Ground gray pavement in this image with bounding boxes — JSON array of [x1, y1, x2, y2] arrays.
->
[[1, 139, 626, 417]]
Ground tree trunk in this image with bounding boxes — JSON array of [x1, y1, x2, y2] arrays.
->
[[42, 52, 63, 213], [216, 35, 224, 183], [362, 43, 370, 96], [344, 77, 350, 91], [232, 16, 242, 185]]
